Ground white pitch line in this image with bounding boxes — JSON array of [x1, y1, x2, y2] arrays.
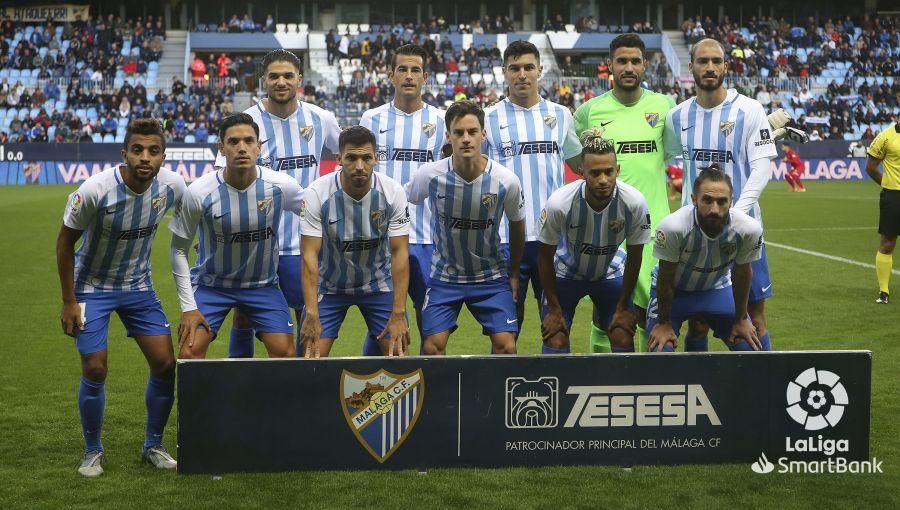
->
[[766, 241, 900, 275], [765, 227, 870, 232]]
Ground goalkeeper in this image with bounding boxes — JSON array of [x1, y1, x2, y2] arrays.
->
[[574, 34, 806, 352]]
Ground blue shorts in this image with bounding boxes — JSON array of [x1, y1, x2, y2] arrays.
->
[[646, 283, 740, 341], [748, 244, 773, 303], [74, 290, 171, 355], [276, 254, 304, 310], [194, 285, 294, 335], [542, 277, 627, 330], [408, 244, 434, 309], [422, 279, 518, 337], [313, 292, 394, 339], [500, 241, 543, 303]]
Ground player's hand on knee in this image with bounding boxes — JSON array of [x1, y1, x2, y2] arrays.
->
[[540, 309, 568, 341], [60, 300, 84, 337], [178, 310, 209, 349], [729, 318, 761, 351], [379, 312, 410, 357], [609, 307, 637, 337], [648, 323, 677, 352], [300, 314, 322, 358]]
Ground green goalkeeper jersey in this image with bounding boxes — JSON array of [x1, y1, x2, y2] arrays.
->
[[574, 89, 675, 309]]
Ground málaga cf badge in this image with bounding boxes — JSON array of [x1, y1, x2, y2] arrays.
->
[[340, 369, 424, 463]]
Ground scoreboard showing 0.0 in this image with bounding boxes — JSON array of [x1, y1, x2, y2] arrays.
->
[[0, 146, 24, 161]]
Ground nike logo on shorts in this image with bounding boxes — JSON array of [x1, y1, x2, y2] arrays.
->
[[506, 318, 517, 324], [761, 284, 772, 293]]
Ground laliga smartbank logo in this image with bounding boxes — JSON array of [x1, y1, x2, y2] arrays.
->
[[504, 377, 721, 429], [749, 368, 882, 474]]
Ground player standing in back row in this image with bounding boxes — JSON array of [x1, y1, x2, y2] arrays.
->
[[663, 38, 778, 352], [483, 40, 582, 338], [219, 49, 341, 358], [57, 119, 184, 477], [359, 44, 446, 355], [573, 34, 674, 353]]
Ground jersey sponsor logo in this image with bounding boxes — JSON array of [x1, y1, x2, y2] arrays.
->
[[446, 215, 495, 230], [340, 368, 424, 463], [755, 128, 775, 146], [543, 115, 557, 129], [391, 149, 434, 163], [691, 261, 732, 273], [645, 112, 659, 127], [687, 149, 735, 163], [116, 224, 158, 240], [720, 121, 736, 137], [299, 125, 315, 142], [422, 122, 436, 138], [608, 219, 625, 233], [500, 141, 516, 158], [216, 226, 275, 244], [616, 140, 658, 154], [642, 213, 651, 230], [505, 377, 558, 429], [578, 242, 617, 256], [376, 145, 389, 162], [275, 155, 319, 170], [342, 238, 382, 252], [152, 196, 167, 212], [481, 193, 497, 209], [370, 209, 387, 229], [518, 141, 560, 156], [258, 198, 273, 214]]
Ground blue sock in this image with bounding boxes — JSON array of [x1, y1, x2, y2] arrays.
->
[[362, 334, 382, 356], [144, 375, 175, 449], [685, 336, 709, 352], [228, 328, 255, 358], [729, 340, 754, 351], [611, 345, 634, 353], [759, 333, 771, 351], [661, 344, 676, 352], [541, 344, 570, 354], [78, 377, 105, 453]]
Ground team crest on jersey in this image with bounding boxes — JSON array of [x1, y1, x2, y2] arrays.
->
[[340, 368, 424, 463], [539, 208, 547, 226], [720, 242, 736, 256], [654, 230, 667, 248], [645, 113, 659, 127], [481, 193, 498, 209], [720, 121, 736, 137], [609, 219, 625, 233], [422, 123, 436, 138], [299, 199, 307, 217], [299, 125, 315, 141], [499, 141, 516, 159], [376, 144, 388, 162], [258, 198, 273, 214], [543, 115, 557, 129], [152, 196, 166, 212], [70, 192, 83, 211], [370, 209, 387, 229]]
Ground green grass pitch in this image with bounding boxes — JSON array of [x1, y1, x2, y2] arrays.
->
[[0, 181, 897, 508]]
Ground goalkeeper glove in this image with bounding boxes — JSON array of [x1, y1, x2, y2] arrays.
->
[[767, 108, 791, 130], [773, 126, 810, 143]]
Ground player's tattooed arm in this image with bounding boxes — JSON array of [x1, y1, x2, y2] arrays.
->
[[648, 260, 678, 352]]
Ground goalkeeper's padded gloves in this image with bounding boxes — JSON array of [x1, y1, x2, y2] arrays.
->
[[767, 108, 791, 130], [773, 126, 810, 143]]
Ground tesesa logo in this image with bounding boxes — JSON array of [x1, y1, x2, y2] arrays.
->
[[505, 377, 559, 429]]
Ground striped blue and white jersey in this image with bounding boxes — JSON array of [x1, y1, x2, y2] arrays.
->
[[483, 98, 582, 242], [63, 166, 186, 293], [215, 100, 341, 255], [359, 101, 446, 245], [407, 157, 525, 283], [169, 166, 303, 289], [663, 89, 778, 222], [652, 204, 763, 291], [300, 170, 410, 295], [537, 180, 650, 280]]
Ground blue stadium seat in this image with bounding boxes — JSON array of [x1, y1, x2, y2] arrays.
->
[[48, 125, 56, 139], [115, 134, 125, 143], [207, 134, 218, 143], [103, 134, 115, 143], [0, 69, 8, 79], [184, 135, 196, 143], [0, 108, 6, 118], [86, 107, 98, 119], [148, 61, 158, 71], [55, 26, 63, 37], [9, 69, 20, 79], [55, 100, 66, 111], [92, 133, 102, 143], [75, 108, 87, 119]]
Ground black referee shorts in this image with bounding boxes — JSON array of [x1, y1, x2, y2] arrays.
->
[[879, 188, 900, 237]]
